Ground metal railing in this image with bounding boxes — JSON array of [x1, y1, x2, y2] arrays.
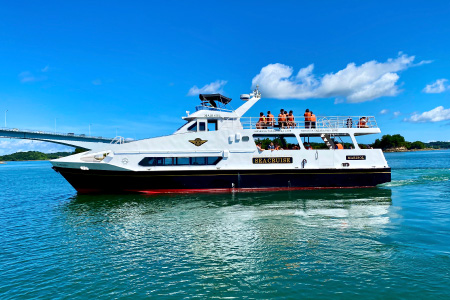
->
[[240, 116, 378, 130], [110, 136, 125, 144]]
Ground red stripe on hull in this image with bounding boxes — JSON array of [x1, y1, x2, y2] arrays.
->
[[130, 185, 375, 195]]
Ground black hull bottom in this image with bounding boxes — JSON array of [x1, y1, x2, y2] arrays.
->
[[53, 167, 391, 194]]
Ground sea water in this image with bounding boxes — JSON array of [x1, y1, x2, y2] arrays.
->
[[1, 151, 450, 299]]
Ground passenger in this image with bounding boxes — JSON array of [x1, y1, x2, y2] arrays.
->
[[256, 143, 264, 152], [267, 111, 275, 127], [310, 111, 316, 128], [335, 142, 344, 150], [304, 143, 313, 150], [287, 110, 295, 128], [256, 112, 266, 129], [278, 109, 287, 128], [346, 117, 353, 128], [358, 117, 368, 128], [274, 143, 283, 150], [268, 142, 275, 151], [304, 109, 311, 128]]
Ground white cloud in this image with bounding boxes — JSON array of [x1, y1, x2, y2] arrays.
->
[[0, 139, 74, 156], [187, 80, 227, 96], [18, 71, 47, 83], [406, 106, 450, 123], [393, 111, 401, 117], [251, 53, 428, 103], [380, 109, 389, 114], [423, 79, 448, 94]]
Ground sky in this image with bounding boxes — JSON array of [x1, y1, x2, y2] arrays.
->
[[1, 0, 450, 155]]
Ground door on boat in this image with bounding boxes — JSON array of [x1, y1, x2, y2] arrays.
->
[[317, 150, 334, 168]]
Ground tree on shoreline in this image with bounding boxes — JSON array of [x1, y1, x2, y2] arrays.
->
[[371, 134, 441, 150], [0, 150, 78, 161]]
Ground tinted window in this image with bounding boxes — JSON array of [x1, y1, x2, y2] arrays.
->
[[207, 157, 221, 165], [199, 122, 206, 131], [164, 157, 174, 166], [177, 157, 190, 165], [208, 120, 218, 131], [191, 157, 206, 165], [188, 122, 197, 132], [139, 157, 222, 166]]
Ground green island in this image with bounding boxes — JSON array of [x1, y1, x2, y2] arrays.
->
[[0, 148, 85, 162], [372, 134, 450, 151]]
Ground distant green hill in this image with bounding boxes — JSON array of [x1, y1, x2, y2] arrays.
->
[[372, 134, 450, 150], [0, 151, 74, 161]]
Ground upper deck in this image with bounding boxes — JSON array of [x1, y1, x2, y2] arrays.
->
[[180, 88, 381, 136]]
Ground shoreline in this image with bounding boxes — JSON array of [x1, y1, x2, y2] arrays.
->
[[383, 148, 445, 153]]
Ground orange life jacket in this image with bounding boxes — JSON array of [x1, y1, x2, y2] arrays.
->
[[311, 114, 316, 122], [288, 115, 294, 121], [267, 114, 275, 123], [337, 143, 343, 150], [258, 116, 266, 123], [304, 112, 311, 121], [279, 114, 286, 122]]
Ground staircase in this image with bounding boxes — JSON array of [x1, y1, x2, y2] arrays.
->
[[321, 134, 335, 149]]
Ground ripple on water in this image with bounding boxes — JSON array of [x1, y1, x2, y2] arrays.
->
[[1, 159, 450, 299]]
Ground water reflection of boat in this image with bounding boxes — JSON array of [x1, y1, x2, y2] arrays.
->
[[61, 188, 393, 279], [66, 188, 392, 213]]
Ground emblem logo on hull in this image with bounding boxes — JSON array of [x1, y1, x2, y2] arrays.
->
[[189, 138, 207, 147]]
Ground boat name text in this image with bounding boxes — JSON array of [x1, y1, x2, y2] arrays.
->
[[346, 155, 366, 160], [252, 157, 293, 164]]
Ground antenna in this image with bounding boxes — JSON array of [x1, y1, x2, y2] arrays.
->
[[254, 84, 261, 98]]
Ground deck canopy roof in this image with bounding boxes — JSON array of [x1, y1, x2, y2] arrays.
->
[[199, 94, 232, 107]]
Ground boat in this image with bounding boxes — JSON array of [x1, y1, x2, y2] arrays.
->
[[51, 87, 391, 194]]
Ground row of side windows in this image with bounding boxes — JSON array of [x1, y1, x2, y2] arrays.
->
[[139, 157, 222, 166]]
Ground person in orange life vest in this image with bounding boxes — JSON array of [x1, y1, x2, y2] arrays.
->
[[287, 110, 295, 128], [358, 117, 367, 128], [304, 143, 313, 150], [256, 112, 266, 129], [278, 109, 287, 128], [335, 142, 344, 150], [256, 143, 264, 152], [267, 111, 275, 127], [274, 143, 283, 150], [310, 111, 316, 128], [304, 109, 312, 128]]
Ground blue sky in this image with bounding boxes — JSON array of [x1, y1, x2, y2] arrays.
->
[[1, 1, 450, 154]]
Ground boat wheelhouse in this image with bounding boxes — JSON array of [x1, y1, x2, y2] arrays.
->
[[51, 87, 391, 193]]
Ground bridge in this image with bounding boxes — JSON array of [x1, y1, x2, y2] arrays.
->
[[0, 127, 126, 150]]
